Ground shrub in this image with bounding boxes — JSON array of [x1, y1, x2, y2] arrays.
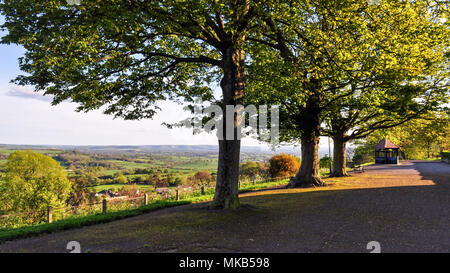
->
[[268, 154, 300, 178], [113, 172, 128, 184], [240, 161, 266, 180], [186, 171, 213, 187], [319, 156, 333, 169]]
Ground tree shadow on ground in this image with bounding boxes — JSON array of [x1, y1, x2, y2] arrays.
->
[[0, 161, 448, 253]]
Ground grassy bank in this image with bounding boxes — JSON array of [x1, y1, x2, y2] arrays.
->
[[0, 179, 288, 243]]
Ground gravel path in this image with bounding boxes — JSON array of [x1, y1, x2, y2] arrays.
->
[[0, 161, 449, 253]]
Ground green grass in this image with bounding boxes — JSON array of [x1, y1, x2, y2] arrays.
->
[[0, 200, 187, 243], [98, 156, 217, 178], [0, 179, 288, 242], [99, 169, 120, 176], [106, 160, 151, 169], [174, 159, 218, 171]]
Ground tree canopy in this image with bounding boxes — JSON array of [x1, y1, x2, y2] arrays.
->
[[0, 151, 72, 219], [353, 110, 450, 160], [246, 0, 448, 183], [0, 0, 268, 209], [323, 81, 448, 176], [1, 0, 448, 206]]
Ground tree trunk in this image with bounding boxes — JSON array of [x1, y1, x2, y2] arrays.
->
[[288, 107, 324, 187], [331, 135, 349, 177], [213, 140, 241, 209], [211, 46, 245, 209]]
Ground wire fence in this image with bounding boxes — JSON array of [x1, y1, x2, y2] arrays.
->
[[0, 176, 291, 230]]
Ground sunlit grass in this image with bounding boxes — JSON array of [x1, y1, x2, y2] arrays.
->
[[0, 179, 289, 242]]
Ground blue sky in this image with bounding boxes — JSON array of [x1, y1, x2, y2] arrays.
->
[[0, 38, 222, 145], [0, 14, 230, 146], [0, 15, 331, 150]]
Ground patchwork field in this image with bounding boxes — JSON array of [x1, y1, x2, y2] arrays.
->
[[0, 147, 269, 194]]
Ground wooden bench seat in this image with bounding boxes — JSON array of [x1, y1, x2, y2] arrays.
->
[[353, 166, 365, 173]]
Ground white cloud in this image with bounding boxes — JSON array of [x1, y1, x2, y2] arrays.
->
[[4, 85, 53, 102]]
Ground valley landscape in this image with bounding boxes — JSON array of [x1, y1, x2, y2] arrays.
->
[[0, 0, 448, 263]]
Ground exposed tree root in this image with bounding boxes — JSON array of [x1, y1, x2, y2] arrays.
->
[[287, 176, 326, 188], [329, 171, 350, 178]]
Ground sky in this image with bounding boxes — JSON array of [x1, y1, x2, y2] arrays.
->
[[0, 15, 331, 150]]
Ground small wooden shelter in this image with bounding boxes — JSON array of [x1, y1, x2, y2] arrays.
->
[[374, 138, 400, 164]]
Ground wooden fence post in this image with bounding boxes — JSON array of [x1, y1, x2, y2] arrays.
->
[[102, 199, 107, 214], [201, 185, 205, 195], [47, 206, 53, 224], [176, 189, 179, 201], [144, 193, 148, 205]]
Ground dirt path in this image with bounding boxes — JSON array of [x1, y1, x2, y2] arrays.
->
[[1, 161, 449, 253]]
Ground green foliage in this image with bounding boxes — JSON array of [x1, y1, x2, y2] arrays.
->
[[113, 172, 128, 184], [319, 156, 333, 169], [0, 0, 277, 120], [0, 0, 225, 119], [352, 150, 374, 166], [174, 177, 183, 187], [353, 111, 449, 160], [240, 161, 266, 180], [246, 0, 448, 144], [0, 151, 72, 221], [0, 0, 273, 207], [56, 152, 118, 169], [67, 172, 97, 207]]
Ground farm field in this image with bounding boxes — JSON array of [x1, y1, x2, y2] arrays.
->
[[0, 146, 271, 194]]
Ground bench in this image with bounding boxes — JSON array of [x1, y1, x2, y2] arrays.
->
[[353, 165, 365, 173]]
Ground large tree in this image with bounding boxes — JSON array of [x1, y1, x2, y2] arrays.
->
[[0, 0, 268, 209], [247, 0, 448, 186]]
